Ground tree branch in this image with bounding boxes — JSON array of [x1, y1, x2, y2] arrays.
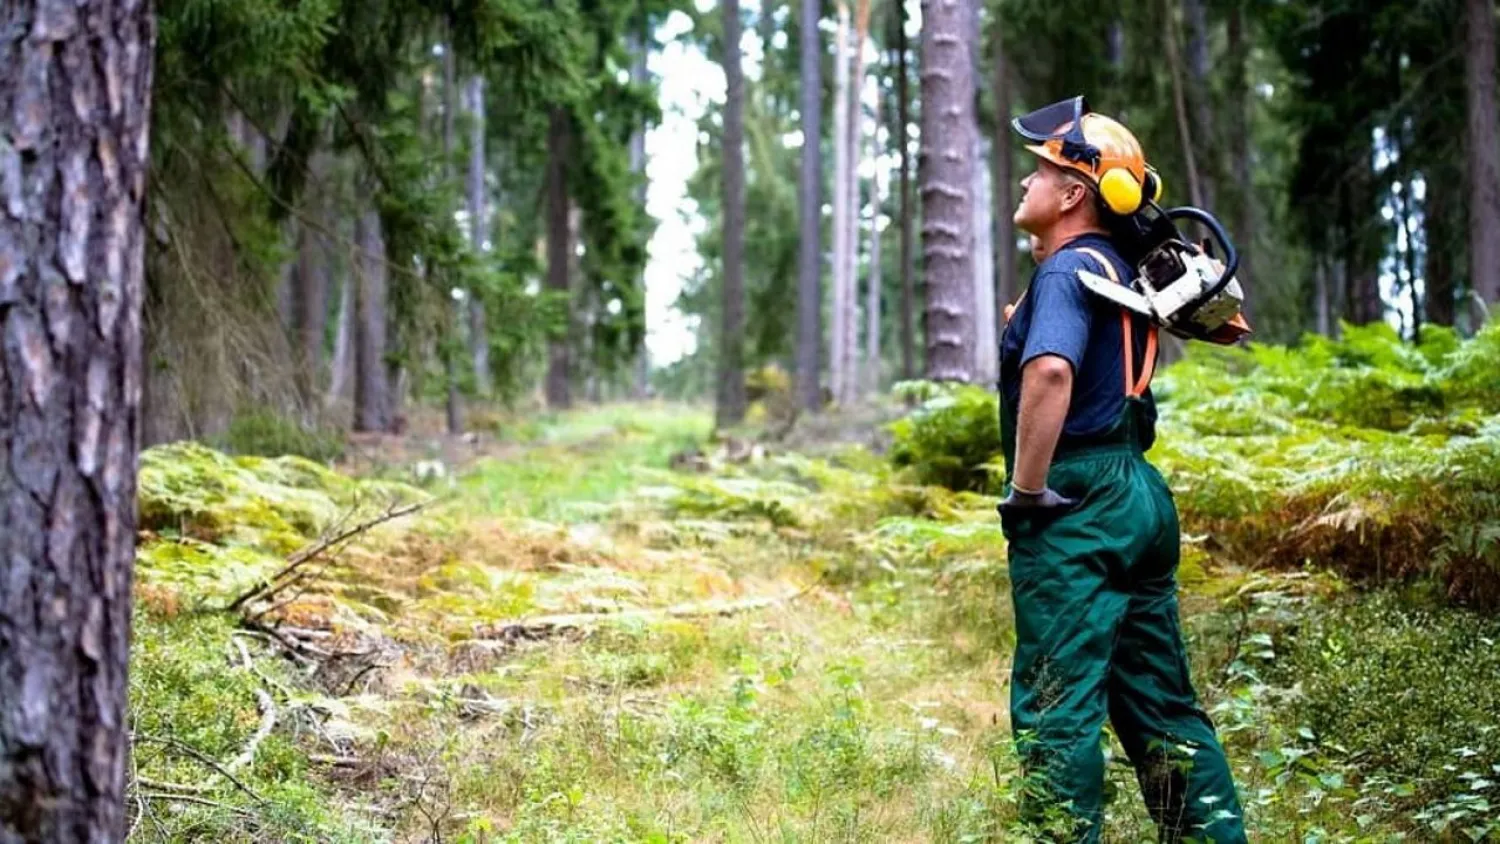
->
[[225, 497, 438, 613]]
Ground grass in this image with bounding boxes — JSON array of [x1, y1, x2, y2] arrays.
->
[[126, 401, 1500, 842], [461, 402, 711, 521]]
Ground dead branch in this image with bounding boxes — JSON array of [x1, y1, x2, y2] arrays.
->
[[240, 621, 335, 660], [128, 741, 149, 842], [233, 628, 318, 669], [136, 792, 254, 816], [226, 497, 439, 613], [475, 588, 810, 642], [132, 735, 265, 804], [133, 775, 211, 794]]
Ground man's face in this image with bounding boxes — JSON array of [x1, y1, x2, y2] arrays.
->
[[1014, 159, 1088, 235]]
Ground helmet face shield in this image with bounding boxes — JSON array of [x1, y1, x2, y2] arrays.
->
[[1012, 96, 1089, 143]]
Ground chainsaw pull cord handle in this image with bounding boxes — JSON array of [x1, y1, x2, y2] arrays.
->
[[1076, 247, 1157, 398]]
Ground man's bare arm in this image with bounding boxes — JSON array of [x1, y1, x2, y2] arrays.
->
[[1011, 354, 1073, 492]]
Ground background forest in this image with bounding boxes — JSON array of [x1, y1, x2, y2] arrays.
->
[[4, 0, 1500, 841], [136, 0, 1500, 438]]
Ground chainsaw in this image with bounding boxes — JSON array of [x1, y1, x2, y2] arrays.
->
[[1076, 205, 1251, 345]]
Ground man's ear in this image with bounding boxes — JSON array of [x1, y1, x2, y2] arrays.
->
[[1060, 181, 1088, 214]]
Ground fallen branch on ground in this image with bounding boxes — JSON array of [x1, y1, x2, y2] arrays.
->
[[473, 587, 811, 642], [227, 638, 277, 774], [226, 497, 439, 614], [135, 791, 254, 816], [132, 735, 265, 804]]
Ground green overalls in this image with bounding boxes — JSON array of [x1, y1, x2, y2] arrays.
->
[[998, 248, 1247, 843]]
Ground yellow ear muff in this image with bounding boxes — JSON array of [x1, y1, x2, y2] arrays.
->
[[1143, 166, 1162, 203], [1098, 167, 1143, 215]]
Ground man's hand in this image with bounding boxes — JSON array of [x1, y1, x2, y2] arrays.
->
[[998, 485, 1077, 516]]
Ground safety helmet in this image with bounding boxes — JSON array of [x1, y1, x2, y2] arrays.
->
[[1013, 96, 1162, 216]]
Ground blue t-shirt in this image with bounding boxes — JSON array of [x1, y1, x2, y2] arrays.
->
[[998, 233, 1157, 440]]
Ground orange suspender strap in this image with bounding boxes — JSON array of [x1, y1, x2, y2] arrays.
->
[[1075, 247, 1158, 399]]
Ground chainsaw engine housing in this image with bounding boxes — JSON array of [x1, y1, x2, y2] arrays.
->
[[1137, 239, 1245, 333]]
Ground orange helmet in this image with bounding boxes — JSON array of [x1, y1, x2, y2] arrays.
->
[[1013, 96, 1162, 216]]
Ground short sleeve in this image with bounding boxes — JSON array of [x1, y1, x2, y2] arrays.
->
[[1020, 268, 1093, 371]]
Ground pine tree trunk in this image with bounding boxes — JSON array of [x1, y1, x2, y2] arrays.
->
[[831, 2, 851, 402], [842, 0, 871, 405], [353, 189, 390, 432], [568, 202, 585, 400], [466, 74, 492, 397], [545, 107, 572, 409], [895, 0, 916, 382], [971, 0, 995, 382], [1164, 0, 1205, 210], [919, 0, 977, 381], [290, 162, 330, 412], [0, 3, 153, 839], [277, 220, 299, 336], [717, 0, 749, 427], [1182, 0, 1216, 209], [993, 30, 1018, 315], [797, 0, 825, 411], [865, 91, 884, 396], [973, 133, 997, 385], [1226, 6, 1254, 323], [1310, 258, 1327, 336], [1343, 165, 1384, 326], [326, 234, 355, 410], [442, 36, 464, 435], [629, 22, 652, 400], [1425, 166, 1458, 327], [1467, 0, 1500, 310]]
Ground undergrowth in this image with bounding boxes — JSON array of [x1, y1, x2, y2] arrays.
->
[[125, 395, 1500, 841], [888, 321, 1500, 607]]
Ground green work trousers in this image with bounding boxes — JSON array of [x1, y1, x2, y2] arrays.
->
[[999, 401, 1247, 843]]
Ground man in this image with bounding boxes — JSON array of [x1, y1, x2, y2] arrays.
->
[[996, 97, 1248, 843]]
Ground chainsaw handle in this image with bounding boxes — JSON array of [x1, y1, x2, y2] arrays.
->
[[1164, 206, 1239, 301]]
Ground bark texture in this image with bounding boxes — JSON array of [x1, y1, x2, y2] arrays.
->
[[992, 30, 1018, 314], [326, 255, 354, 408], [466, 74, 492, 396], [1424, 165, 1458, 327], [1182, 0, 1217, 209], [442, 38, 463, 435], [0, 2, 154, 839], [864, 91, 883, 396], [973, 133, 997, 385], [797, 0, 824, 410], [353, 192, 390, 432], [1164, 0, 1206, 210], [628, 23, 651, 399], [919, 0, 977, 381], [716, 0, 748, 427], [545, 107, 572, 409], [1467, 0, 1500, 309], [894, 0, 916, 381], [1226, 6, 1254, 323], [840, 0, 871, 405], [831, 3, 851, 402], [290, 188, 329, 410]]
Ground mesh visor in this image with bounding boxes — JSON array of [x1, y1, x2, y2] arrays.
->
[[1012, 96, 1088, 142]]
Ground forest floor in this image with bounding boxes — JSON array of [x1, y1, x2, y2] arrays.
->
[[127, 402, 1500, 843]]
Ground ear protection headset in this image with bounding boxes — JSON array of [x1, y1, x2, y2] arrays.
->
[[1013, 96, 1163, 216], [1099, 163, 1164, 216]]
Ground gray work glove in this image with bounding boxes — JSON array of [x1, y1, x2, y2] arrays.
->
[[998, 485, 1078, 517]]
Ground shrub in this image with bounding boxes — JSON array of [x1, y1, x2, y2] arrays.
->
[[215, 409, 346, 463], [886, 382, 1003, 493], [1269, 591, 1500, 827]]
